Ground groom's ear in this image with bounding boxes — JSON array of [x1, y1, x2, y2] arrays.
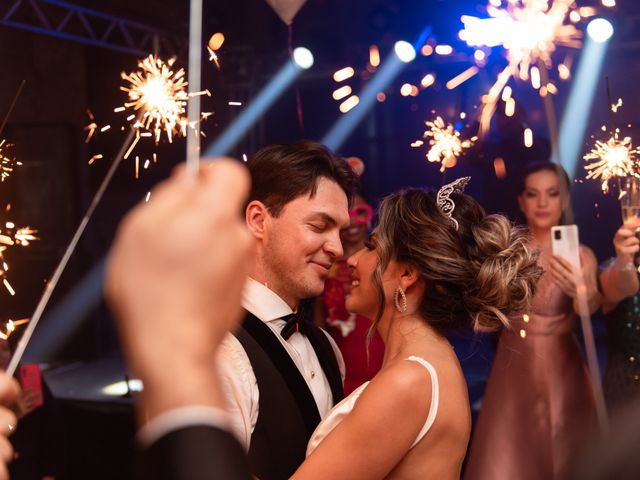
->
[[246, 200, 269, 239]]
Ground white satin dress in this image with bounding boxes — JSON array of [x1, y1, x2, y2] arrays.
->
[[306, 355, 440, 456]]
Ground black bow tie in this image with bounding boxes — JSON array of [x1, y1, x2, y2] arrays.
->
[[280, 313, 309, 340]]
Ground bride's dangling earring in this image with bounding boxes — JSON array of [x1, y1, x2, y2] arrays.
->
[[394, 286, 407, 313]]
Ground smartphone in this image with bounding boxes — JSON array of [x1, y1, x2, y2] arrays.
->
[[551, 225, 581, 271], [20, 364, 44, 408]]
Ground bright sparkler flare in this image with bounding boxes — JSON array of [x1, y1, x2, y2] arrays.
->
[[462, 0, 582, 135], [119, 55, 211, 144], [0, 140, 22, 182], [584, 132, 640, 193], [413, 116, 477, 172]]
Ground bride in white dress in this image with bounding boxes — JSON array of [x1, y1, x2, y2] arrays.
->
[[292, 178, 541, 479]]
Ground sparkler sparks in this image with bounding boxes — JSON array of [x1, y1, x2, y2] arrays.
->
[[0, 318, 28, 340], [0, 140, 21, 182], [86, 54, 212, 177], [0, 224, 38, 295], [461, 0, 583, 135], [413, 116, 477, 172], [584, 131, 640, 193], [119, 55, 195, 143]]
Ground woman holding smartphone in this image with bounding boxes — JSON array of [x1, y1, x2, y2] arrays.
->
[[465, 162, 600, 480]]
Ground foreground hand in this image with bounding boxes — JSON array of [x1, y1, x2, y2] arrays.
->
[[105, 159, 254, 418], [0, 373, 19, 480]]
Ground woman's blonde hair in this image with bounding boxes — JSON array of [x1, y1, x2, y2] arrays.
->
[[370, 188, 542, 334]]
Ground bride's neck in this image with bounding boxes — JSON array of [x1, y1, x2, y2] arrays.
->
[[378, 312, 446, 365]]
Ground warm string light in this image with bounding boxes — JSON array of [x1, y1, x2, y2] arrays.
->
[[412, 116, 477, 172]]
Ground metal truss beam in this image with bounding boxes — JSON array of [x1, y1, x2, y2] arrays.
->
[[0, 0, 184, 56]]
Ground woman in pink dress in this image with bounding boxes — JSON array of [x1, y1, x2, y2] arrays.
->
[[465, 162, 600, 479]]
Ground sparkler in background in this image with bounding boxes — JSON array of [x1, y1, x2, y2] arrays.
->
[[412, 115, 477, 172], [583, 98, 640, 193], [85, 54, 212, 176], [584, 133, 640, 193], [118, 54, 211, 144], [0, 140, 22, 182], [0, 223, 38, 296], [460, 0, 585, 135]]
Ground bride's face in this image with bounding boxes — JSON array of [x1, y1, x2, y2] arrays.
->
[[345, 232, 396, 319]]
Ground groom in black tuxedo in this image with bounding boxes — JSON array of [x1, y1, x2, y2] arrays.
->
[[217, 142, 353, 479]]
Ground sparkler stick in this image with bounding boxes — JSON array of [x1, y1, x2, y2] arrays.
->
[[7, 124, 139, 376], [605, 76, 617, 135], [538, 59, 559, 155], [186, 0, 203, 176], [0, 80, 25, 138], [576, 283, 609, 434]]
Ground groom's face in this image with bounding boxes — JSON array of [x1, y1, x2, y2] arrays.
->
[[262, 177, 350, 306]]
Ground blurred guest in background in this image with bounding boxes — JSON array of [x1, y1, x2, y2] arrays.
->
[[465, 162, 601, 480], [599, 221, 640, 412]]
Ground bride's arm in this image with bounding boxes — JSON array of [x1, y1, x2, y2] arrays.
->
[[291, 361, 433, 480]]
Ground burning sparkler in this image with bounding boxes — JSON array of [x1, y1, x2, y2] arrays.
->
[[584, 131, 640, 193], [584, 96, 640, 193], [0, 140, 21, 182], [461, 0, 583, 135], [412, 116, 477, 172], [86, 54, 212, 175], [118, 54, 211, 144], [0, 223, 38, 296]]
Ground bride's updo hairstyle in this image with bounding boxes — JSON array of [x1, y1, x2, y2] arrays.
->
[[370, 187, 542, 333]]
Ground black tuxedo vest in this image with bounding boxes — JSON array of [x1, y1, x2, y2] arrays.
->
[[234, 311, 344, 480]]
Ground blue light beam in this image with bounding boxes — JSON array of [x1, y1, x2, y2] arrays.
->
[[551, 33, 611, 177], [205, 47, 314, 157]]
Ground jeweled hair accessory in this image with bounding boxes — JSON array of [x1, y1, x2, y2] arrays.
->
[[436, 176, 471, 231]]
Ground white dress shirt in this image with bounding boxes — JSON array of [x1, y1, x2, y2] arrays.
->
[[217, 277, 345, 450]]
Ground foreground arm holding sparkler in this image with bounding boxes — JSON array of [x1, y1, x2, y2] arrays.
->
[[105, 159, 253, 480], [600, 223, 640, 306]]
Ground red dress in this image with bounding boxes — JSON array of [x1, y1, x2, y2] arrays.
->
[[322, 259, 385, 395]]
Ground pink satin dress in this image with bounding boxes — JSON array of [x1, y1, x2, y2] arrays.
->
[[464, 249, 597, 479]]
